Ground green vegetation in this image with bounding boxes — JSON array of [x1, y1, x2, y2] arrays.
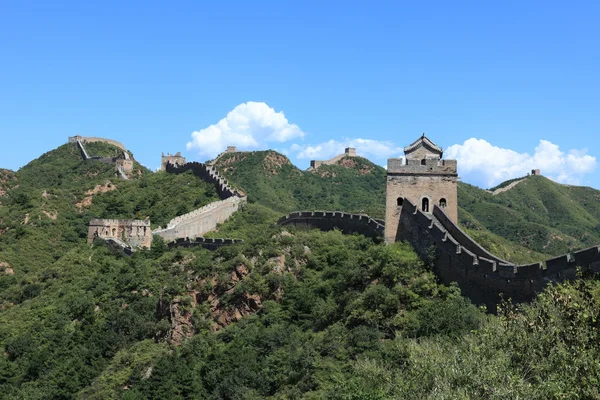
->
[[2, 143, 600, 398], [214, 151, 386, 218], [459, 177, 600, 256]]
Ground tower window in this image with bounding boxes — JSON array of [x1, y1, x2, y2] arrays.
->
[[397, 197, 404, 206], [422, 198, 429, 212], [439, 198, 447, 208], [421, 159, 426, 165]]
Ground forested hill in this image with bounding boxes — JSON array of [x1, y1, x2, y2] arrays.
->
[[213, 150, 387, 218], [2, 143, 600, 398], [214, 150, 600, 262], [458, 176, 600, 257]]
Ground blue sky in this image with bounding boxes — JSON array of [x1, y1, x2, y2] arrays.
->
[[1, 1, 599, 188]]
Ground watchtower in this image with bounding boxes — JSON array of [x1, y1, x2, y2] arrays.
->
[[161, 152, 186, 171], [385, 134, 458, 243]]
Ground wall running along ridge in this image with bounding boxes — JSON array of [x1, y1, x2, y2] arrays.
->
[[397, 199, 600, 310], [277, 211, 385, 238], [152, 161, 247, 242], [88, 219, 152, 248], [308, 148, 357, 170], [72, 137, 133, 178], [278, 200, 600, 310], [153, 197, 245, 241], [68, 135, 127, 151], [167, 237, 245, 250]]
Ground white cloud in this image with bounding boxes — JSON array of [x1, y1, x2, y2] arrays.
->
[[186, 102, 304, 158], [445, 138, 597, 187], [292, 138, 402, 160]]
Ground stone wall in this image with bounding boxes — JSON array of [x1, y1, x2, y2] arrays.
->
[[309, 148, 357, 170], [207, 146, 248, 165], [165, 162, 240, 200], [161, 152, 186, 171], [397, 199, 600, 310], [153, 196, 246, 241], [168, 237, 245, 250], [68, 135, 126, 151], [88, 219, 152, 248], [386, 157, 458, 243], [277, 211, 384, 238]]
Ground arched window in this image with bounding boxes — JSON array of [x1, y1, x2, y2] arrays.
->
[[422, 197, 429, 212], [397, 197, 404, 206], [439, 198, 447, 208], [421, 159, 426, 165]]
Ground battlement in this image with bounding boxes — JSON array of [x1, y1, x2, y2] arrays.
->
[[164, 161, 242, 199], [68, 135, 126, 151], [168, 236, 244, 250], [88, 219, 152, 248], [387, 158, 457, 175], [278, 210, 384, 237], [161, 152, 187, 171], [153, 196, 246, 241], [397, 199, 600, 310], [308, 147, 359, 170]]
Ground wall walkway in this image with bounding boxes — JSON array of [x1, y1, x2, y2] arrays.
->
[[154, 161, 247, 244], [278, 211, 384, 238]]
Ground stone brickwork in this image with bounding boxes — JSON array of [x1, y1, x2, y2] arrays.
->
[[153, 196, 246, 241], [152, 160, 247, 242], [309, 148, 357, 170], [398, 199, 600, 310], [168, 237, 245, 250], [115, 159, 133, 173], [385, 135, 457, 243], [68, 135, 126, 151], [161, 152, 186, 171], [278, 211, 384, 237], [531, 169, 541, 176], [88, 219, 152, 248], [207, 146, 248, 165], [164, 161, 241, 199]]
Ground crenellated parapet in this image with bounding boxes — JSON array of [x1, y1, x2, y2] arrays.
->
[[155, 161, 247, 242], [68, 135, 127, 151], [88, 219, 152, 249], [398, 199, 600, 310], [277, 211, 384, 237], [206, 146, 248, 165], [165, 161, 242, 200], [167, 236, 244, 250], [308, 148, 358, 170], [152, 196, 246, 241]]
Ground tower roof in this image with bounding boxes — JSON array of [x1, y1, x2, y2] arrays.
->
[[404, 134, 443, 158]]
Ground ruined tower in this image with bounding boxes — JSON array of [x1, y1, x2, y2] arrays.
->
[[161, 152, 186, 171], [385, 134, 458, 243]]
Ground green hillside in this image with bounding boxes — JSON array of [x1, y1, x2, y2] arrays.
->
[[215, 150, 596, 262], [458, 176, 600, 256], [2, 143, 600, 398], [214, 151, 387, 218], [0, 143, 220, 272]]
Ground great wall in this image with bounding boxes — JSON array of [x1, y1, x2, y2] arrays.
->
[[69, 135, 134, 180], [73, 137, 247, 251], [278, 135, 600, 310], [74, 134, 600, 309]]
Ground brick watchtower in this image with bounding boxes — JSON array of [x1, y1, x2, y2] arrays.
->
[[385, 134, 458, 243]]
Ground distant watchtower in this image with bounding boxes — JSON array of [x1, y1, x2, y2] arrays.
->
[[161, 152, 186, 171], [385, 134, 458, 243]]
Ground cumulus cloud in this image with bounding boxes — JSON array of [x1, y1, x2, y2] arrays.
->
[[445, 138, 597, 187], [186, 102, 304, 158], [292, 138, 402, 161]]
